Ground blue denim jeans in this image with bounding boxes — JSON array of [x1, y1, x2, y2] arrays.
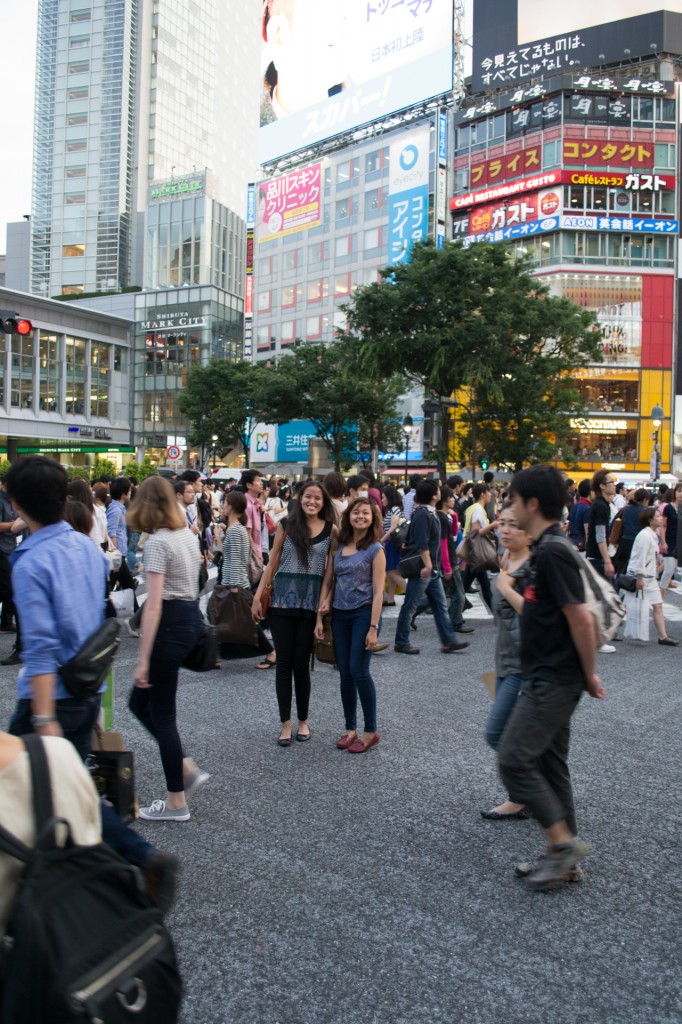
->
[[9, 696, 101, 760], [395, 572, 457, 648], [331, 604, 377, 732], [484, 673, 522, 750]]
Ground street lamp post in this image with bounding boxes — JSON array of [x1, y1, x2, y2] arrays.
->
[[402, 415, 413, 487], [651, 404, 664, 483], [211, 434, 219, 472]]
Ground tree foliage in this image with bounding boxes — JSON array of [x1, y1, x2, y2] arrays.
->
[[346, 241, 602, 472], [179, 361, 282, 467], [122, 455, 159, 481], [270, 339, 404, 470]]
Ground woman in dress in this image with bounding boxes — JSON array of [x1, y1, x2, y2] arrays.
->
[[252, 480, 336, 746], [658, 483, 682, 595], [126, 476, 210, 821], [317, 498, 385, 753], [624, 506, 678, 646], [482, 503, 532, 819], [379, 485, 405, 607]]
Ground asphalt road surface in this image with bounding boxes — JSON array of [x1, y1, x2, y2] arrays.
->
[[0, 587, 680, 1024]]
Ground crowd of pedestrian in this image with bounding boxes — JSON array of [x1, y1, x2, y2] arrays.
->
[[1, 453, 681, 956]]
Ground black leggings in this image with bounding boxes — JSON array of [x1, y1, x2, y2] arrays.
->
[[269, 610, 315, 723]]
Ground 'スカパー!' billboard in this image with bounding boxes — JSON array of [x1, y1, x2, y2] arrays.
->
[[260, 0, 454, 164], [472, 1, 682, 92]]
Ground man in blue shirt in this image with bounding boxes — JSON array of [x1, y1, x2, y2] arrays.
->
[[4, 457, 178, 914], [106, 476, 138, 613]]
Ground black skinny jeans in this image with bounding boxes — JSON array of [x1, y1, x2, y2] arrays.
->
[[128, 599, 202, 793], [269, 610, 315, 723]]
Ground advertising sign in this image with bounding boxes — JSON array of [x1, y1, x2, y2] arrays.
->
[[470, 145, 542, 189], [462, 216, 560, 247], [547, 274, 642, 366], [560, 215, 678, 234], [452, 171, 675, 213], [260, 0, 454, 163], [249, 423, 277, 463], [256, 164, 322, 242], [468, 188, 561, 234], [276, 421, 318, 463], [388, 130, 430, 265], [472, 1, 682, 91], [563, 139, 654, 169]]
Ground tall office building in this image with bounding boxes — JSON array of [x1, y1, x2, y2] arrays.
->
[[30, 0, 260, 298]]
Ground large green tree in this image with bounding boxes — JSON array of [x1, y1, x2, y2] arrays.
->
[[270, 339, 404, 470], [179, 360, 282, 467], [346, 241, 602, 472]]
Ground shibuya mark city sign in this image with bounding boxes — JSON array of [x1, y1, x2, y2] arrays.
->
[[140, 309, 208, 331]]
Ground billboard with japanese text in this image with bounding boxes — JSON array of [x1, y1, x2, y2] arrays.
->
[[388, 129, 430, 264], [256, 164, 321, 242], [472, 2, 682, 92], [260, 0, 454, 163]]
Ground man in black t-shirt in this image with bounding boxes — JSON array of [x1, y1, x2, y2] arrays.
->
[[586, 468, 617, 578], [496, 465, 605, 892]]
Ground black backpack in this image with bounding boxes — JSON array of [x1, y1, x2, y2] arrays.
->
[[0, 735, 182, 1024]]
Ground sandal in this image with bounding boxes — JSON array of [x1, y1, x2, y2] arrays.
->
[[256, 657, 276, 670]]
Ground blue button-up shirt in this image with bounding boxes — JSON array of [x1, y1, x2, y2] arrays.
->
[[11, 522, 109, 699], [106, 499, 127, 551]]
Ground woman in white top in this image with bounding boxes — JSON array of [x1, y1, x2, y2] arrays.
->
[[126, 476, 210, 822], [67, 477, 109, 549], [625, 506, 678, 645]]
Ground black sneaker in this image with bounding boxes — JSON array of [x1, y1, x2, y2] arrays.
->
[[441, 641, 469, 653], [394, 643, 420, 655], [1, 648, 21, 666]]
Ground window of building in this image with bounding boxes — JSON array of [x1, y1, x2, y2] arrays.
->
[[543, 139, 561, 169], [114, 346, 127, 372], [306, 316, 322, 339], [282, 284, 298, 308], [257, 290, 272, 312], [66, 166, 86, 178], [38, 332, 60, 412], [633, 96, 654, 126], [365, 150, 381, 174], [63, 243, 85, 257], [656, 97, 676, 124], [68, 61, 89, 75], [280, 321, 295, 345], [336, 158, 359, 188], [334, 235, 351, 259], [67, 86, 89, 100], [70, 9, 91, 21], [256, 326, 271, 349], [70, 35, 90, 47], [90, 342, 109, 417], [283, 250, 298, 271], [364, 227, 380, 251], [334, 273, 350, 298], [61, 284, 84, 295], [65, 193, 86, 205], [655, 143, 675, 169], [65, 336, 87, 414], [10, 330, 34, 410], [67, 112, 88, 126], [307, 279, 324, 302], [335, 197, 351, 220], [67, 139, 87, 153]]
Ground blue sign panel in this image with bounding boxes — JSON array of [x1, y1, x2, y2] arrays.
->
[[463, 216, 559, 246], [438, 109, 447, 164], [388, 130, 430, 265], [276, 420, 317, 462], [561, 215, 678, 234]]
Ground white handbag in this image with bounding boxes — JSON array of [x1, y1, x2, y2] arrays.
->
[[108, 588, 134, 619]]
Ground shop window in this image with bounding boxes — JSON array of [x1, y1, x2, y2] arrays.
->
[[90, 342, 109, 418], [114, 346, 127, 372], [65, 336, 87, 414], [10, 330, 35, 410]]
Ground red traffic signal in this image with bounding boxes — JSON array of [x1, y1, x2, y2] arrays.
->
[[0, 310, 33, 335]]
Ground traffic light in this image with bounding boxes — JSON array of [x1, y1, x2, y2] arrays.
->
[[0, 310, 33, 335], [480, 455, 489, 471]]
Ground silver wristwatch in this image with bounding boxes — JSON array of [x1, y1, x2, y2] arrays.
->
[[31, 715, 57, 728]]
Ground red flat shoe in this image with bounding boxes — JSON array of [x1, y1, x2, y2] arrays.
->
[[336, 732, 358, 749], [347, 732, 380, 754]]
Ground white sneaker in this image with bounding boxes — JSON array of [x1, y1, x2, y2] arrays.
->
[[139, 799, 190, 822], [184, 770, 210, 799], [598, 643, 616, 654]]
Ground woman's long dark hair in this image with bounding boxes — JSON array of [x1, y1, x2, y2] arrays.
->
[[381, 484, 403, 512], [285, 480, 335, 560]]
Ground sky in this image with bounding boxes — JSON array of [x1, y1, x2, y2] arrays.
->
[[0, 0, 38, 247]]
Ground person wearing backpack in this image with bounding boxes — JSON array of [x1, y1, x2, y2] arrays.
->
[[496, 465, 605, 892]]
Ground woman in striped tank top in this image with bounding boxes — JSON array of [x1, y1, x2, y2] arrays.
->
[[252, 481, 338, 746]]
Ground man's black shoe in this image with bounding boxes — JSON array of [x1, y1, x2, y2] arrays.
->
[[1, 648, 21, 666], [143, 850, 179, 917], [394, 643, 420, 655], [464, 598, 473, 611], [441, 641, 469, 653], [455, 624, 474, 634]]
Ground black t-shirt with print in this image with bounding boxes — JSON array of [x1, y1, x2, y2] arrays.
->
[[521, 524, 586, 686]]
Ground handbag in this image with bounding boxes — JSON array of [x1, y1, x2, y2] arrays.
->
[[390, 516, 409, 549], [609, 513, 624, 546], [259, 544, 282, 618], [108, 587, 134, 619], [458, 530, 499, 573], [614, 572, 637, 593], [182, 619, 219, 672], [398, 518, 424, 579], [60, 618, 121, 700], [207, 585, 259, 646], [247, 545, 263, 587], [314, 614, 337, 667], [264, 512, 277, 536], [88, 729, 136, 823]]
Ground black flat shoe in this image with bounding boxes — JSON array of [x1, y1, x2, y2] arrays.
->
[[277, 734, 292, 747], [658, 637, 679, 646], [295, 730, 311, 742], [480, 808, 530, 820]]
